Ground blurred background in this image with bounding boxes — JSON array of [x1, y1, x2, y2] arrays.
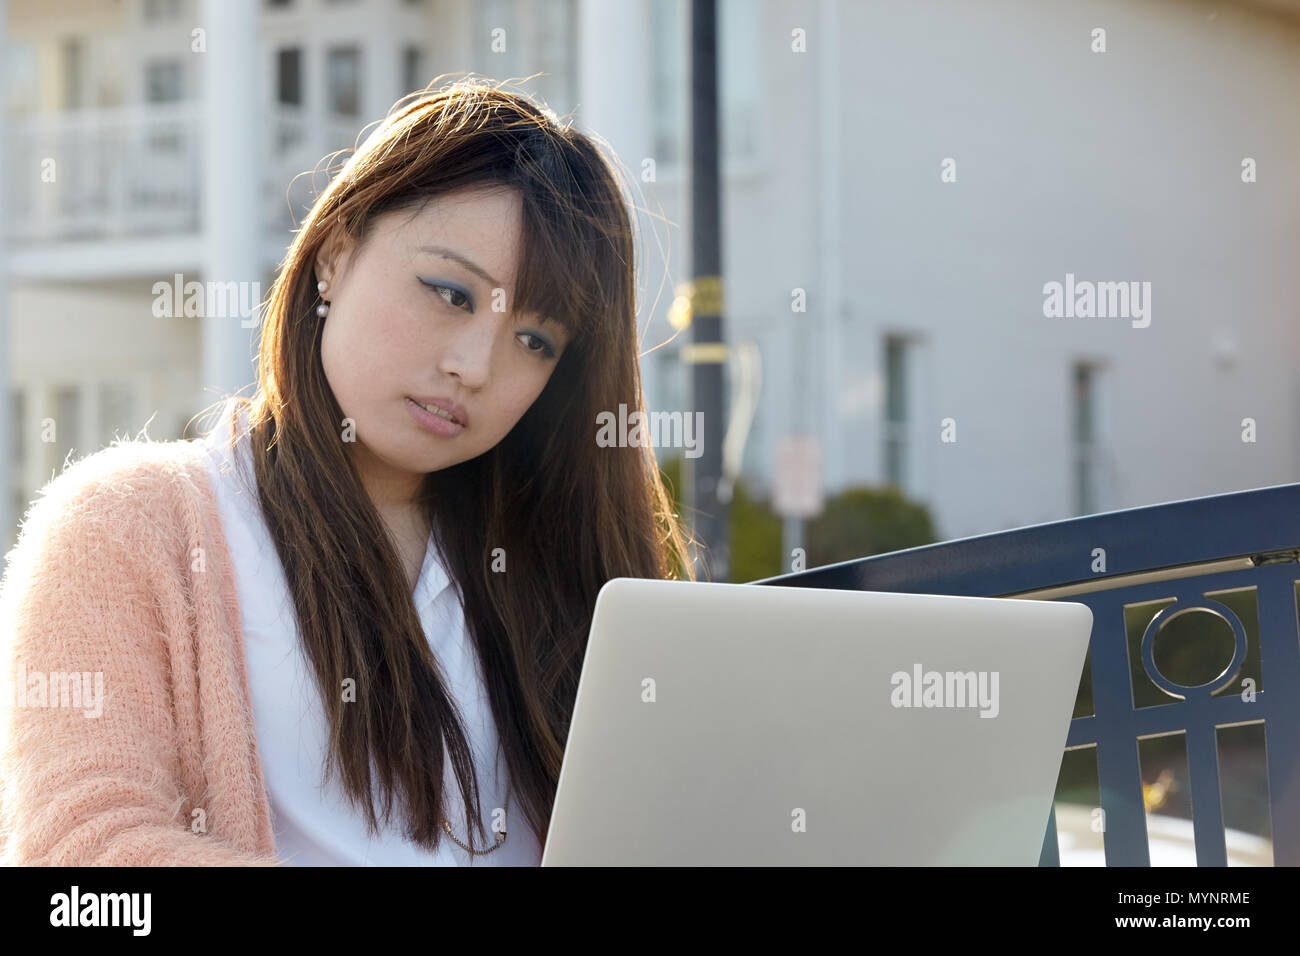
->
[[1, 0, 1297, 863]]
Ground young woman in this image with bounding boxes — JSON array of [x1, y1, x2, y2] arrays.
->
[[0, 78, 694, 866]]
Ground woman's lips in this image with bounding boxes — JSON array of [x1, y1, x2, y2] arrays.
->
[[408, 394, 469, 426], [406, 396, 465, 437]]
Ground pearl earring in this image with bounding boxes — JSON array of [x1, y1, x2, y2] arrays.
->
[[316, 279, 329, 318]]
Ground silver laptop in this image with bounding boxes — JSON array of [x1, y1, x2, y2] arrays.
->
[[540, 578, 1092, 866]]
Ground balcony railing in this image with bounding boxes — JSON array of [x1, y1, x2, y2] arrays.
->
[[6, 104, 200, 242], [5, 104, 365, 247], [262, 107, 366, 237]]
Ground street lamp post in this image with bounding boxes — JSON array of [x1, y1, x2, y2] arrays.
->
[[688, 0, 729, 581]]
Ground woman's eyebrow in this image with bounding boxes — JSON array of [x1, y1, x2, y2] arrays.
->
[[416, 245, 502, 289]]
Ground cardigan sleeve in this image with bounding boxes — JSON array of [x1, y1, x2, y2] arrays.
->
[[0, 451, 281, 866]]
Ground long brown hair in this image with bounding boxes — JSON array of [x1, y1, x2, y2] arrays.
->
[[204, 77, 695, 852]]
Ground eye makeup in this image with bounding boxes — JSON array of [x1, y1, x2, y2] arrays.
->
[[418, 276, 474, 311], [520, 331, 557, 359], [419, 275, 560, 360]]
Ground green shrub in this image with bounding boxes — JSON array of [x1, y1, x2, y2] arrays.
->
[[657, 458, 936, 581], [806, 486, 937, 567], [728, 476, 784, 582]]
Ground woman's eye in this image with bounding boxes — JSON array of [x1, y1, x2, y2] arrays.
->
[[518, 332, 556, 359], [422, 280, 472, 312]]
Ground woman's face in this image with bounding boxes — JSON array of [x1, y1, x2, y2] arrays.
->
[[315, 185, 570, 506]]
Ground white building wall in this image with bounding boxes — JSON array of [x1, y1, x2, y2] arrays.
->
[[718, 0, 1300, 540]]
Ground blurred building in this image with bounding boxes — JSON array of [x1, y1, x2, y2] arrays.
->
[[0, 0, 581, 552], [3, 0, 1299, 559]]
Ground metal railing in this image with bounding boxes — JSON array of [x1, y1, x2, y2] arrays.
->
[[4, 104, 364, 245], [6, 104, 200, 241]]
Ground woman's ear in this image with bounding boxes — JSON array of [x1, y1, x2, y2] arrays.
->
[[314, 227, 353, 287]]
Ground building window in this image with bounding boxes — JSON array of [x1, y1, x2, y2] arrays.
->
[[884, 336, 908, 490], [326, 46, 361, 116], [97, 384, 135, 447], [144, 0, 183, 18], [402, 46, 424, 96], [6, 43, 37, 115], [145, 60, 184, 103], [61, 37, 84, 110], [11, 389, 25, 469], [52, 387, 80, 470], [277, 48, 303, 105], [650, 0, 685, 163], [1073, 362, 1097, 515]]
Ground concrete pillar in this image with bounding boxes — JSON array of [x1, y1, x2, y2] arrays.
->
[[200, 0, 261, 415], [576, 0, 658, 395]]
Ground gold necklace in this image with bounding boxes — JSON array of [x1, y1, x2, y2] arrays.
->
[[441, 785, 510, 855]]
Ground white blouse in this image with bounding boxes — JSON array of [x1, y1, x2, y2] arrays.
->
[[200, 398, 543, 866]]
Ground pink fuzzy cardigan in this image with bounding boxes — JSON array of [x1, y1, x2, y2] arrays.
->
[[0, 435, 282, 865]]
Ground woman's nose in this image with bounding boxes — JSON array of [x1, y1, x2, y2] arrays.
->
[[438, 317, 499, 388]]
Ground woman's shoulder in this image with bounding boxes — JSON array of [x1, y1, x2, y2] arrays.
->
[[32, 435, 208, 511], [8, 436, 215, 569]]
